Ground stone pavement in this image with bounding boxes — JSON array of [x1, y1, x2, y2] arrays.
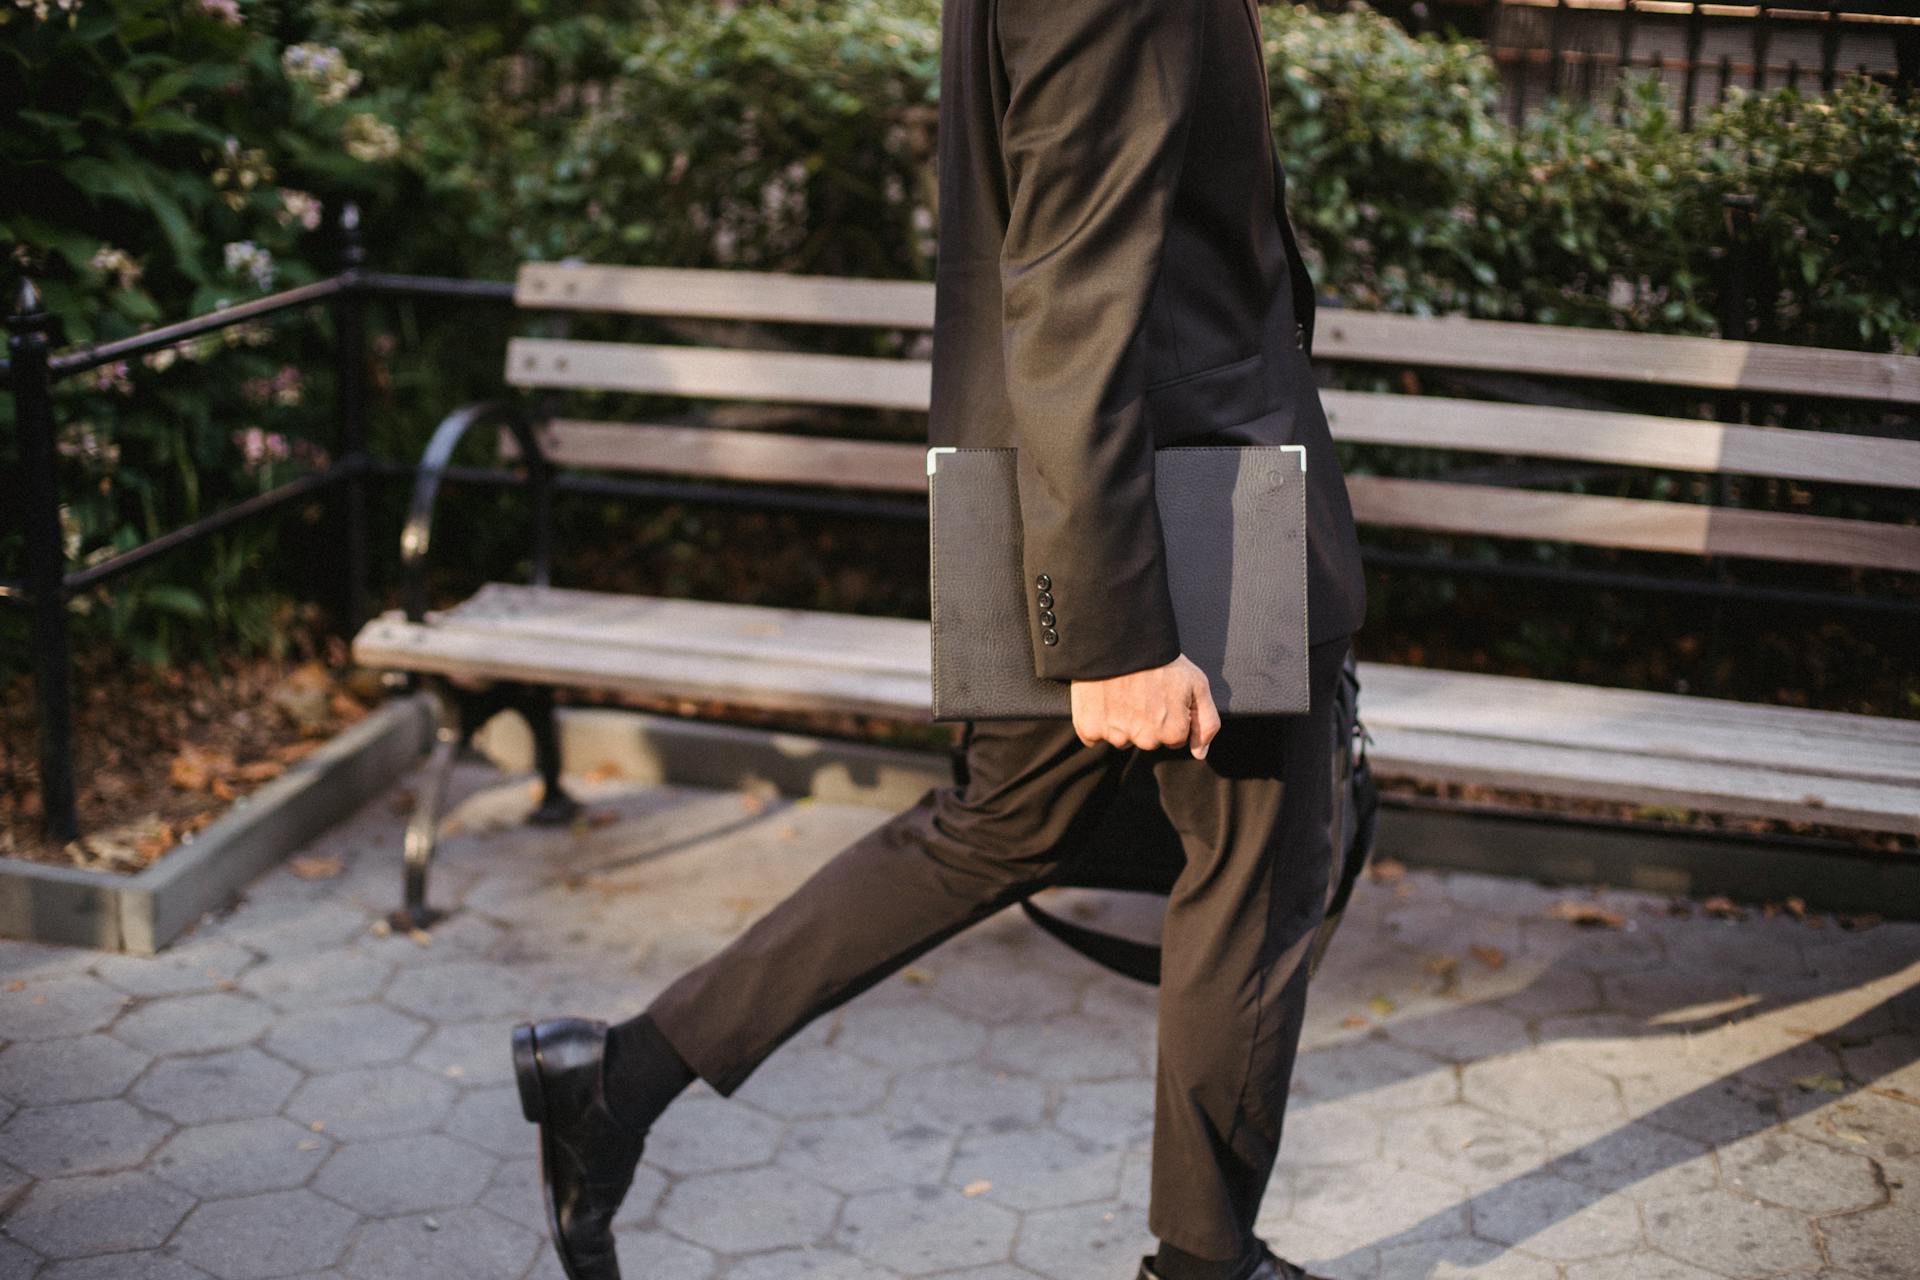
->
[[1, 758, 1916, 1280]]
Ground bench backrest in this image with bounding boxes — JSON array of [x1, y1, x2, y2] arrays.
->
[[501, 263, 1920, 578]]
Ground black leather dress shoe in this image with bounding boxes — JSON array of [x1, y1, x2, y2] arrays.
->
[[512, 1018, 648, 1280], [1135, 1239, 1332, 1280]]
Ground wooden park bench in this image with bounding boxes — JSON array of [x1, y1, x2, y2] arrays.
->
[[351, 263, 1920, 927]]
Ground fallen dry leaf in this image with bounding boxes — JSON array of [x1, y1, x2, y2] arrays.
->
[[962, 1180, 992, 1197], [1469, 944, 1507, 970], [1702, 896, 1747, 921], [1838, 914, 1884, 931], [1548, 901, 1626, 930], [901, 966, 935, 986], [583, 761, 624, 783], [1368, 858, 1407, 885], [1794, 1072, 1848, 1095], [289, 854, 344, 881], [1366, 994, 1396, 1017], [1341, 1014, 1370, 1030], [236, 760, 286, 782]]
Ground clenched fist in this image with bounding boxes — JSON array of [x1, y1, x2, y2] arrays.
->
[[1069, 653, 1222, 759]]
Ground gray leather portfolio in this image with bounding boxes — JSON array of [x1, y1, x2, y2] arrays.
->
[[927, 444, 1310, 721]]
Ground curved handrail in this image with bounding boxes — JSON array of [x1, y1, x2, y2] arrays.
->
[[401, 399, 551, 622]]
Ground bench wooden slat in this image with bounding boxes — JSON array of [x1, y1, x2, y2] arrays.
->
[[350, 585, 1920, 833], [1313, 310, 1920, 404], [1365, 724, 1920, 836], [1358, 664, 1920, 788], [436, 584, 931, 676], [1322, 390, 1920, 490], [504, 421, 930, 492], [1345, 475, 1920, 572], [506, 338, 932, 411], [516, 263, 937, 329]]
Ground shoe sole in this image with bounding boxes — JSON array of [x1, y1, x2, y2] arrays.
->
[[511, 1022, 546, 1124], [512, 1023, 592, 1280]]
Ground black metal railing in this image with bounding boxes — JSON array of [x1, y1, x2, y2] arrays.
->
[[6, 202, 1916, 847], [1375, 1, 1918, 128]]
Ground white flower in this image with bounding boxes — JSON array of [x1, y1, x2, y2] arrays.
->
[[222, 240, 276, 290], [198, 0, 242, 23], [14, 0, 81, 22], [341, 112, 400, 163], [276, 189, 323, 231], [282, 42, 363, 105], [90, 245, 143, 290]]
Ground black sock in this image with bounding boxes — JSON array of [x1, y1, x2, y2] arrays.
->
[[1152, 1238, 1262, 1280], [602, 1011, 695, 1136]]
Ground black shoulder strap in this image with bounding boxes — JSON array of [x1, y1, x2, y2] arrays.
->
[[1018, 897, 1162, 985]]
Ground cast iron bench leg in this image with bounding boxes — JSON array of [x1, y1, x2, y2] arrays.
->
[[521, 685, 581, 828], [396, 679, 463, 930]]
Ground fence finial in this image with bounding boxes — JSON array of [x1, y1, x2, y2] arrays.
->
[[9, 274, 49, 328]]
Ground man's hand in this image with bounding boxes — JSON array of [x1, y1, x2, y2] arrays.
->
[[1069, 654, 1222, 759]]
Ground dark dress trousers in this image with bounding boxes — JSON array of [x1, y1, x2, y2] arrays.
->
[[645, 0, 1369, 1263]]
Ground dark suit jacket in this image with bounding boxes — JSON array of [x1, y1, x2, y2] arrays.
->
[[928, 0, 1368, 682]]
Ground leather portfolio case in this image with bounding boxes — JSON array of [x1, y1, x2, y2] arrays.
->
[[927, 444, 1309, 721]]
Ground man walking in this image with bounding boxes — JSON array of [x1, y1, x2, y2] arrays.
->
[[511, 0, 1368, 1276]]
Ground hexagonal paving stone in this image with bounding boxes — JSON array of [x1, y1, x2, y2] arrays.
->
[[34, 1254, 216, 1280], [444, 1085, 531, 1159], [1052, 1077, 1156, 1148], [284, 1063, 456, 1141], [5, 1170, 195, 1257], [724, 1246, 894, 1280], [888, 1063, 1050, 1135], [1563, 1256, 1725, 1280], [1464, 1054, 1622, 1133], [835, 1184, 1018, 1274], [342, 1206, 538, 1280], [112, 992, 274, 1057], [641, 1094, 784, 1175], [1290, 1036, 1457, 1111], [1293, 1164, 1467, 1244], [0, 975, 129, 1041], [92, 941, 254, 998], [1717, 1128, 1883, 1216], [835, 1001, 988, 1071], [1380, 1105, 1549, 1192], [130, 1047, 300, 1125], [778, 1113, 956, 1195], [1469, 1172, 1643, 1261], [262, 1002, 427, 1073], [205, 897, 370, 959], [1374, 1238, 1561, 1279], [1013, 1201, 1153, 1280], [313, 1133, 495, 1214], [1276, 1100, 1384, 1167], [657, 1165, 842, 1252], [1542, 1121, 1718, 1200], [239, 949, 391, 1010], [171, 1189, 359, 1279], [0, 1235, 35, 1280], [926, 950, 1081, 1025], [949, 1127, 1125, 1210], [606, 1229, 717, 1280], [1641, 1187, 1821, 1275], [1387, 1005, 1533, 1065], [987, 1015, 1147, 1083], [0, 1034, 149, 1106], [382, 960, 542, 1023], [149, 1116, 331, 1199], [734, 1045, 892, 1119], [1823, 1188, 1920, 1279], [1, 1099, 172, 1177], [410, 1019, 520, 1089]]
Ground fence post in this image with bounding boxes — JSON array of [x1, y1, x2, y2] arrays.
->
[[332, 202, 371, 637], [7, 277, 80, 844]]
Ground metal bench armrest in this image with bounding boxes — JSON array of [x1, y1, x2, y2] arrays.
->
[[401, 399, 551, 622]]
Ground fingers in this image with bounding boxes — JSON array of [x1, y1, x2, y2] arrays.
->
[[1189, 674, 1221, 761]]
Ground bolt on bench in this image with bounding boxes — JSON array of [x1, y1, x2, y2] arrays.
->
[[352, 263, 1920, 927]]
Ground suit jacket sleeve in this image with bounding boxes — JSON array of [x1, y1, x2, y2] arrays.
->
[[994, 0, 1203, 682]]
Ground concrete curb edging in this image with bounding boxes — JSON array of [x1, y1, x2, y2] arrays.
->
[[0, 692, 436, 954], [476, 704, 1919, 918]]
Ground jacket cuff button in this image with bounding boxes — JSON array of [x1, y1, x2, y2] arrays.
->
[[1041, 628, 1059, 646], [1036, 591, 1053, 609], [1035, 574, 1051, 590]]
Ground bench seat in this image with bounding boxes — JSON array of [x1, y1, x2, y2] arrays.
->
[[353, 583, 1920, 837]]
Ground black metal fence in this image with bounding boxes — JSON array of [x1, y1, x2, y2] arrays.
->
[[1370, 0, 1918, 127], [5, 197, 1916, 848]]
